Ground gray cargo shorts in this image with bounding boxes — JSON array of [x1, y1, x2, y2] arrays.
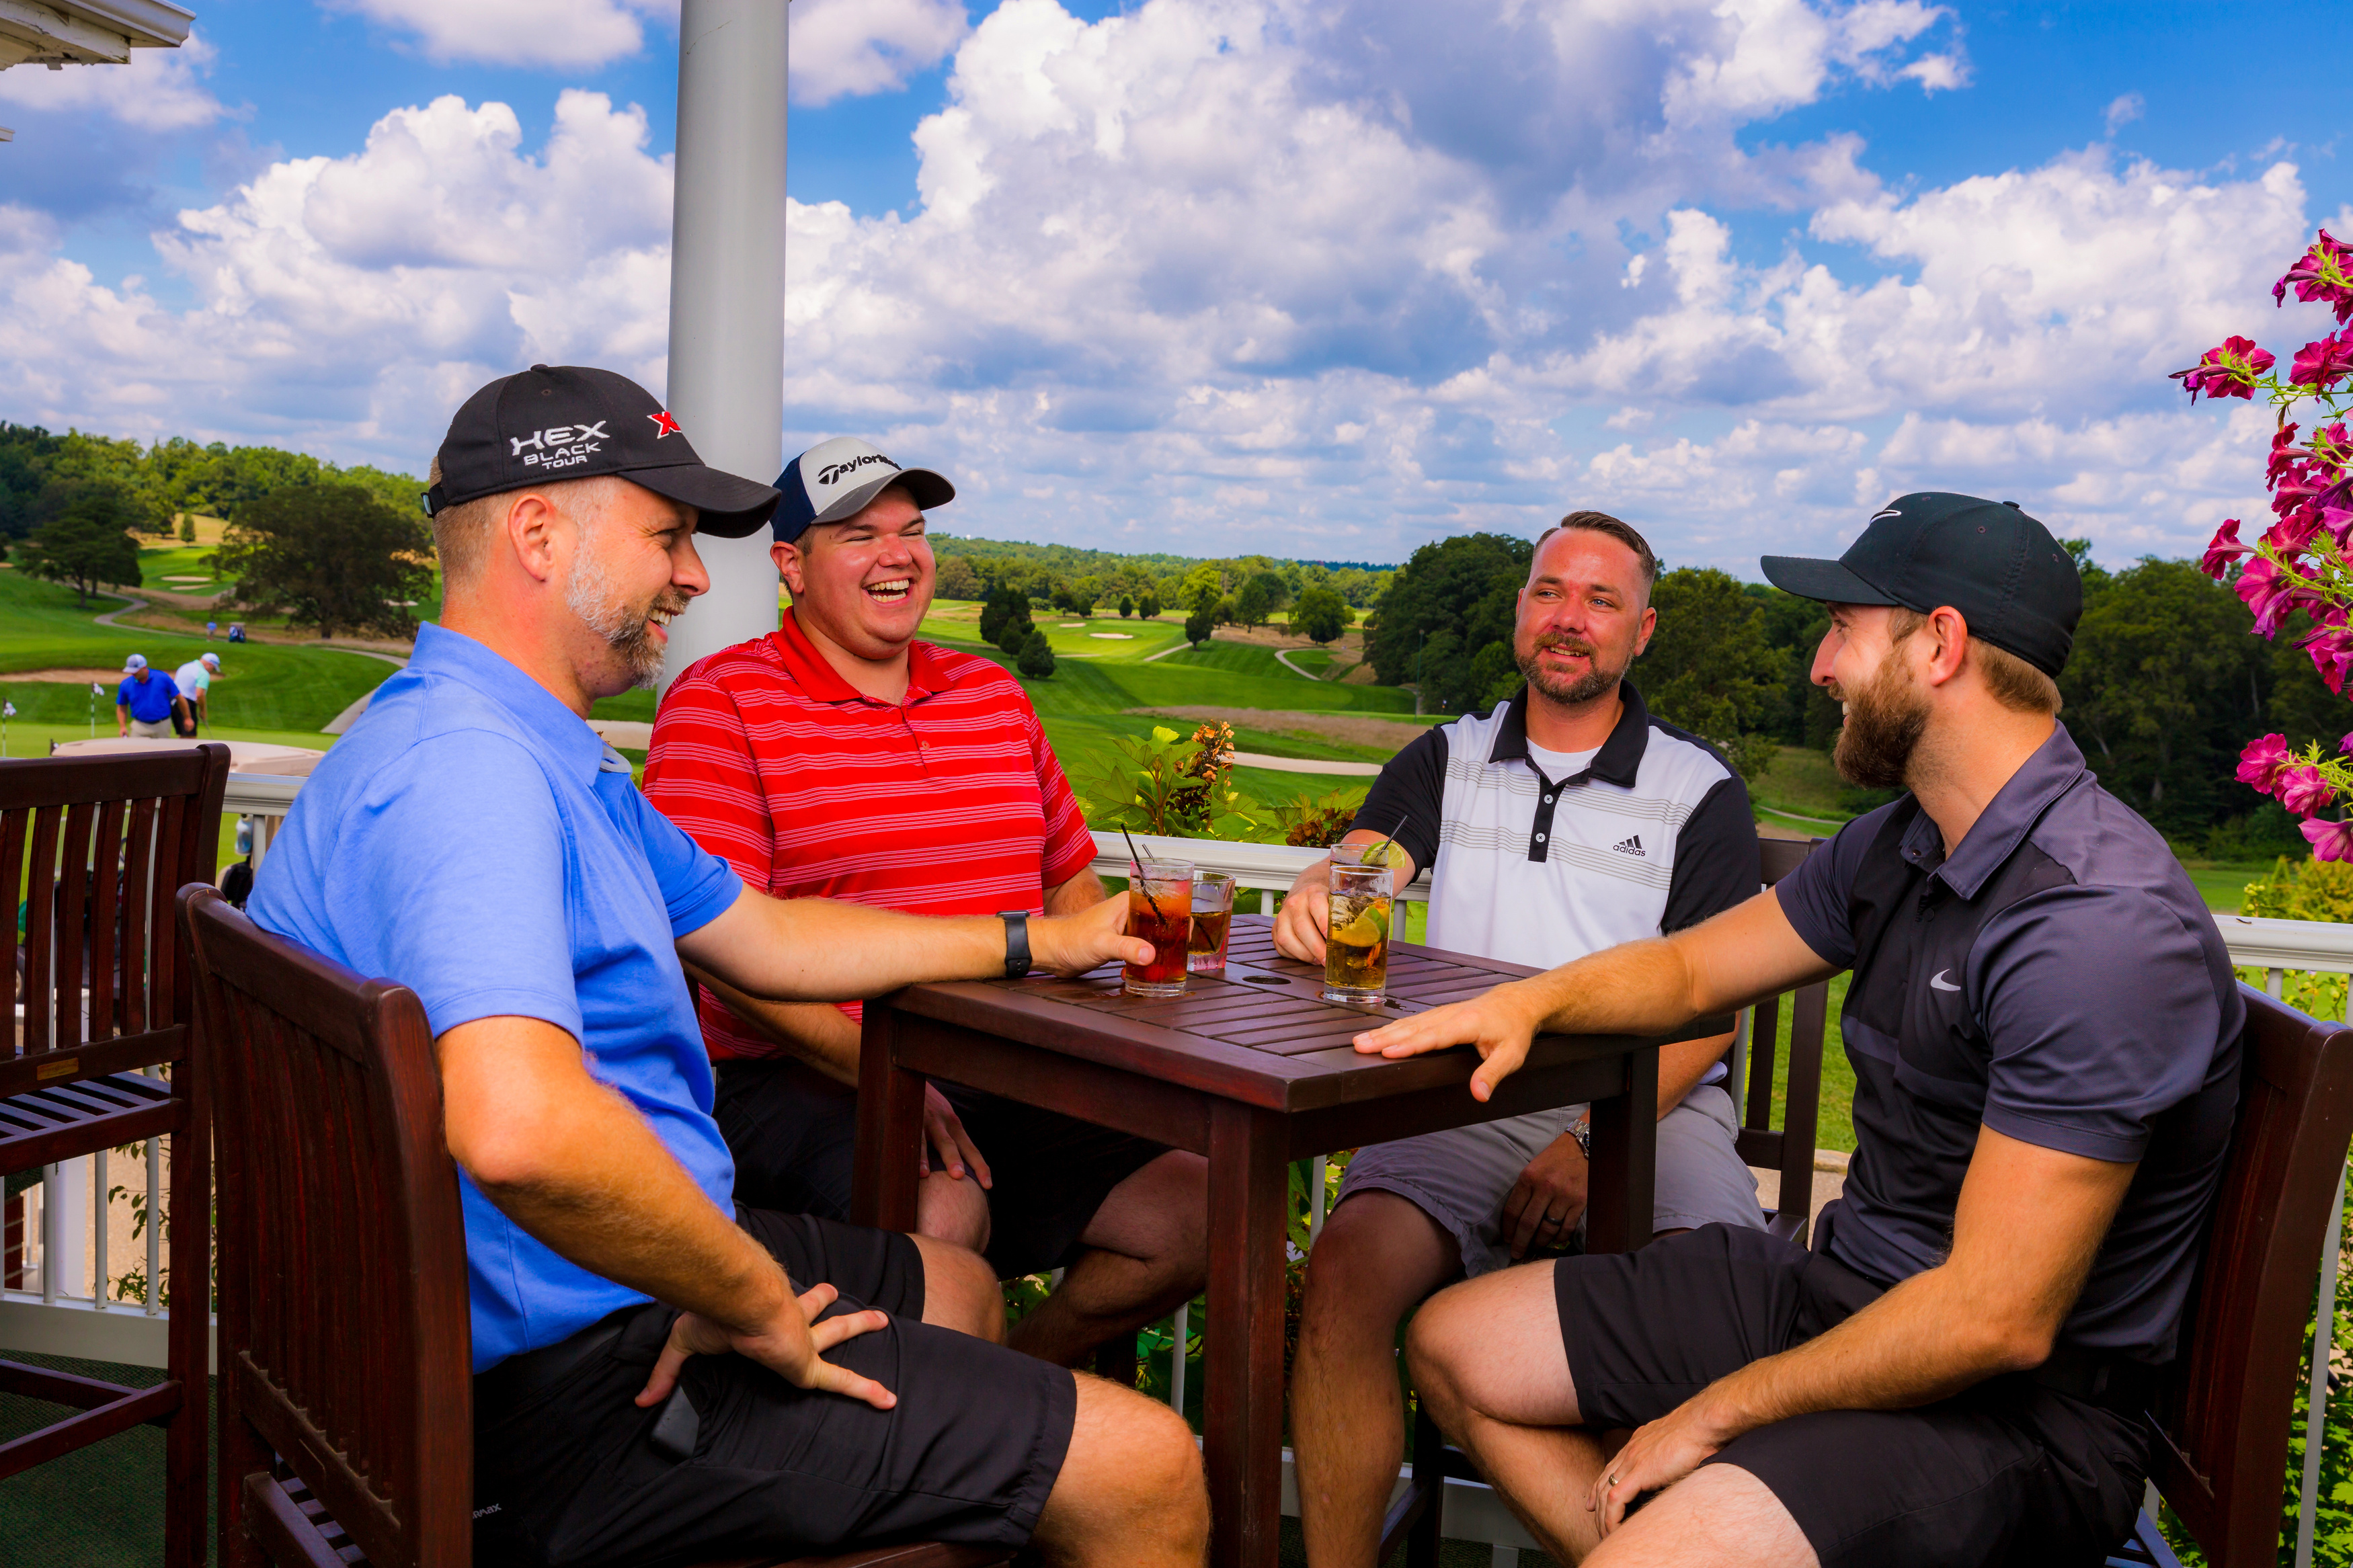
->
[[1337, 1083, 1762, 1278]]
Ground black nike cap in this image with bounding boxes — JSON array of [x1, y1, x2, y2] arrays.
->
[[1761, 492, 2082, 678], [422, 364, 781, 538]]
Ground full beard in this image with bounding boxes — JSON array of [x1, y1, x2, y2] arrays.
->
[[1833, 651, 1931, 790], [567, 545, 685, 691], [1516, 631, 1626, 706]]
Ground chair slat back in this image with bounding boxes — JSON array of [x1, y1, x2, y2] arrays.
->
[[1738, 837, 1829, 1239], [182, 887, 472, 1568], [2153, 985, 2353, 1567], [4, 749, 227, 1097]]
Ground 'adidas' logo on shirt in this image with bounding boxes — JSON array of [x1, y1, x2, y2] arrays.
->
[[1612, 835, 1645, 857]]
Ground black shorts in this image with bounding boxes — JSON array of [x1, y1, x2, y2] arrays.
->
[[715, 1057, 1167, 1279], [472, 1208, 1077, 1568], [1555, 1224, 2151, 1568]]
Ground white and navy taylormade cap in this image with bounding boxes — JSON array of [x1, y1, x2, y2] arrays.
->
[[772, 438, 955, 544], [424, 364, 781, 538]]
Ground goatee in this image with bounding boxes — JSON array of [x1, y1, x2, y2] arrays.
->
[[1517, 632, 1623, 706]]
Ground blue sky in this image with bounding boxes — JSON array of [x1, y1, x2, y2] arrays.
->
[[2, 0, 2342, 570]]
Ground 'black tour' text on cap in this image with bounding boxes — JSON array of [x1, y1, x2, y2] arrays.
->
[[1761, 493, 2083, 678], [424, 365, 781, 539]]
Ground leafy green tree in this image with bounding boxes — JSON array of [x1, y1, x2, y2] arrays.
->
[[979, 581, 1033, 651], [1117, 595, 1135, 618], [1365, 532, 1532, 712], [212, 483, 435, 638], [177, 512, 197, 543], [1238, 570, 1289, 628], [2059, 556, 2270, 833], [1016, 627, 1057, 679], [1640, 569, 1788, 776], [1292, 585, 1353, 644], [1138, 590, 1162, 620], [1184, 608, 1215, 647], [936, 554, 983, 600], [16, 481, 144, 605]]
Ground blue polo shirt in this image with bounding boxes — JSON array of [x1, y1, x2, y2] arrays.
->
[[118, 671, 179, 723], [249, 623, 744, 1371]]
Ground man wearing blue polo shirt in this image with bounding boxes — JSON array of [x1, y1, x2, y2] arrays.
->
[[114, 655, 186, 739], [249, 365, 1207, 1568]]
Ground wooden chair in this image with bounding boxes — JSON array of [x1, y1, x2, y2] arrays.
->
[[1, 744, 228, 1568], [1383, 834, 1831, 1565], [1742, 836, 1830, 1243], [2105, 982, 2353, 1566], [180, 886, 1010, 1568]]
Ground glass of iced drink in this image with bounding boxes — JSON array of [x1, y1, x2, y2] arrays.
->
[[1124, 858, 1195, 997], [1324, 862, 1394, 1005], [1189, 872, 1236, 974]]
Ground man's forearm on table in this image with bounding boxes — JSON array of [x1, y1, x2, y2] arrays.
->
[[684, 891, 1008, 1002]]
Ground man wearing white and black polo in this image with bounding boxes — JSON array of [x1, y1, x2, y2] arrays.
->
[[1370, 494, 2238, 1568], [1273, 512, 1763, 1568]]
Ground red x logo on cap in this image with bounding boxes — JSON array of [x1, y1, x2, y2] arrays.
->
[[648, 409, 682, 439]]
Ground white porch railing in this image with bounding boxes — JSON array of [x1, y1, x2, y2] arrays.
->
[[9, 788, 2350, 1563]]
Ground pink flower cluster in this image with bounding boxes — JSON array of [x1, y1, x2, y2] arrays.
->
[[2274, 229, 2353, 325], [2204, 231, 2353, 860]]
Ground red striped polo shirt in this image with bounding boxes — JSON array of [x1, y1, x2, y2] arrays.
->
[[643, 611, 1097, 1060]]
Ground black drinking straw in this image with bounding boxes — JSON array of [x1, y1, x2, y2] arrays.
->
[[1120, 826, 1170, 920]]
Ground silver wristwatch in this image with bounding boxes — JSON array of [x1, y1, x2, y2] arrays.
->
[[1567, 1115, 1592, 1160]]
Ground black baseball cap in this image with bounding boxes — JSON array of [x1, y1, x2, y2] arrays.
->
[[423, 364, 781, 538], [1761, 493, 2082, 678], [771, 437, 955, 544]]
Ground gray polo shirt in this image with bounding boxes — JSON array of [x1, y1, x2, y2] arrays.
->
[[1777, 724, 2242, 1364]]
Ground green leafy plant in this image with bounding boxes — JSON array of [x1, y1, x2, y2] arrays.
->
[[1076, 722, 1263, 838], [1269, 787, 1367, 847]]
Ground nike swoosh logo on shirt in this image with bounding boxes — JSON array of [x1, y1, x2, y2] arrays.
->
[[1929, 970, 1960, 992]]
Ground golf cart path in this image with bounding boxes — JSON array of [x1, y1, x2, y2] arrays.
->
[[1271, 648, 1322, 679]]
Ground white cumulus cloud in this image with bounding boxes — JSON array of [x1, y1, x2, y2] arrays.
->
[[322, 0, 674, 69], [3, 0, 2339, 572], [791, 0, 968, 106], [0, 27, 224, 130]]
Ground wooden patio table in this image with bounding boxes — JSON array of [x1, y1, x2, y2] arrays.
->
[[852, 915, 1728, 1568]]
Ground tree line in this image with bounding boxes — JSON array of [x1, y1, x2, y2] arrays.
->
[[1363, 531, 2316, 854], [0, 423, 433, 638]]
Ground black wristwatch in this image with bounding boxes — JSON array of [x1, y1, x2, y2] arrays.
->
[[997, 911, 1033, 979]]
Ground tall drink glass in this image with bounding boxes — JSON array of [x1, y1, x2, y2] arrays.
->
[[1189, 872, 1236, 974], [1124, 858, 1195, 997], [1323, 862, 1394, 1005]]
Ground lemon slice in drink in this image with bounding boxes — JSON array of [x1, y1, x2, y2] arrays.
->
[[1365, 838, 1412, 874], [1332, 903, 1391, 948]]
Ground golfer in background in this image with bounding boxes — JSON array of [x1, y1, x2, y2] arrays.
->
[[114, 656, 186, 739], [172, 652, 221, 735]]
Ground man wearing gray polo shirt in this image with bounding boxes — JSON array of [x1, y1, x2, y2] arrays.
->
[[1369, 494, 2239, 1568], [1275, 512, 1764, 1568]]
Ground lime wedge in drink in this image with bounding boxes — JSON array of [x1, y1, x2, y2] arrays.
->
[[1371, 839, 1412, 873], [1332, 901, 1391, 949]]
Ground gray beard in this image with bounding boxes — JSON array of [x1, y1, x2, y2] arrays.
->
[[566, 544, 678, 691]]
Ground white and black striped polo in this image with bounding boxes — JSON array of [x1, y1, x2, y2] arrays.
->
[[1355, 682, 1760, 972]]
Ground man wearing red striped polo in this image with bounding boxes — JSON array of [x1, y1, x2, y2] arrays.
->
[[645, 438, 1208, 1368]]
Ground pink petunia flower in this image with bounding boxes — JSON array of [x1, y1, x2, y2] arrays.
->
[[2238, 733, 2295, 795], [2279, 765, 2337, 816], [2236, 556, 2310, 636], [2276, 229, 2353, 326], [2290, 329, 2353, 390], [2200, 519, 2247, 579], [2173, 335, 2278, 402], [2304, 817, 2353, 862]]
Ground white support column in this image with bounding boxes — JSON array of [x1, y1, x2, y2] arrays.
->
[[660, 0, 789, 691]]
